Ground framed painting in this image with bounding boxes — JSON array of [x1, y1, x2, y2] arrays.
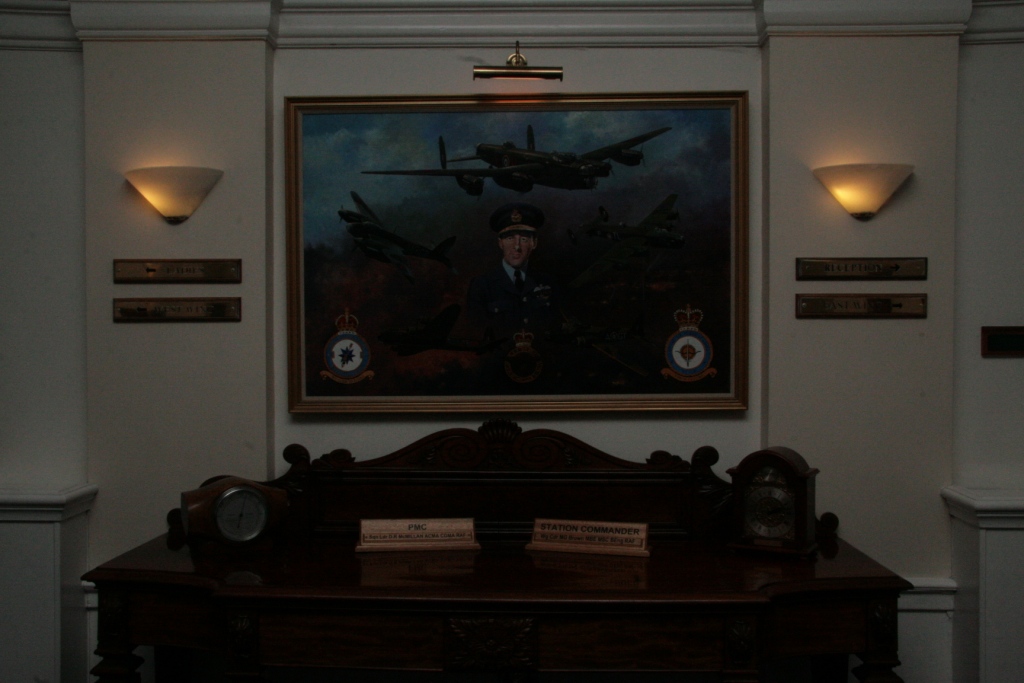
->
[[286, 93, 748, 413]]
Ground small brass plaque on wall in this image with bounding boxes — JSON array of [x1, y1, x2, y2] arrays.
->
[[796, 294, 927, 319], [113, 259, 242, 283], [113, 298, 241, 322], [796, 258, 927, 281]]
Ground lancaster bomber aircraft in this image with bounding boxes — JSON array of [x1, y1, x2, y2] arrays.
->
[[569, 193, 685, 289], [338, 191, 457, 282], [362, 125, 671, 195]]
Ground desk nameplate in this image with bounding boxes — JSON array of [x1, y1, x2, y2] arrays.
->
[[356, 518, 480, 553], [113, 298, 241, 322], [525, 519, 650, 557], [113, 259, 242, 283], [796, 294, 927, 319], [796, 257, 927, 280]]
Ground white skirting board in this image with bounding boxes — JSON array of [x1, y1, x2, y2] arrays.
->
[[895, 577, 957, 683]]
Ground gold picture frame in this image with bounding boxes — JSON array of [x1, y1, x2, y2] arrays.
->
[[286, 93, 748, 413]]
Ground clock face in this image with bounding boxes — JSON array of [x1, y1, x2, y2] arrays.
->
[[214, 486, 269, 543], [744, 466, 795, 540]]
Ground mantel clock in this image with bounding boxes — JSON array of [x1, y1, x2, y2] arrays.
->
[[727, 447, 819, 556]]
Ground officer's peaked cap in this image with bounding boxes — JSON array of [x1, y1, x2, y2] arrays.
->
[[489, 203, 544, 234]]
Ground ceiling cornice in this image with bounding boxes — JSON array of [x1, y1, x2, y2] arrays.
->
[[0, 1, 78, 51], [274, 1, 761, 48], [69, 0, 280, 44], [759, 0, 972, 39], [6, 1, 1011, 51], [962, 1, 1024, 44]]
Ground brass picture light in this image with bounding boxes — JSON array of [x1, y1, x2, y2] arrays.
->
[[473, 41, 563, 81]]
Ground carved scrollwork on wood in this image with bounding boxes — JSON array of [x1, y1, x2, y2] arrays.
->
[[446, 617, 537, 670], [228, 612, 259, 659], [479, 418, 524, 444], [259, 421, 739, 538], [869, 599, 898, 648], [726, 617, 756, 668], [97, 591, 129, 641]]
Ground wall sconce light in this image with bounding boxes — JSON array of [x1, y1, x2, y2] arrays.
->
[[812, 163, 914, 221], [124, 166, 223, 224], [473, 41, 563, 81]]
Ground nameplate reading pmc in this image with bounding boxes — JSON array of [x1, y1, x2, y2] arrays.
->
[[796, 258, 927, 281], [113, 298, 241, 322], [113, 259, 242, 283], [525, 519, 650, 557], [796, 294, 927, 319], [355, 518, 480, 553]]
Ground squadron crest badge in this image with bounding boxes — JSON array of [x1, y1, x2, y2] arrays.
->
[[321, 309, 374, 384], [505, 329, 543, 383], [662, 305, 717, 382]]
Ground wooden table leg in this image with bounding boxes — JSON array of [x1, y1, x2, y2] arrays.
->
[[91, 590, 144, 683], [811, 654, 850, 683], [851, 598, 904, 683]]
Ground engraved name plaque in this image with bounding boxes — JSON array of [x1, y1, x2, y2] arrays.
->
[[796, 294, 927, 319], [525, 518, 650, 557], [796, 258, 927, 281], [113, 259, 242, 284], [356, 518, 481, 553], [113, 298, 242, 322]]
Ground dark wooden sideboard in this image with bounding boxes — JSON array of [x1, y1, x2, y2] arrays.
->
[[85, 420, 912, 683]]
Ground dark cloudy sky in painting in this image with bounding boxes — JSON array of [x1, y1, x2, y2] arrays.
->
[[294, 102, 739, 401]]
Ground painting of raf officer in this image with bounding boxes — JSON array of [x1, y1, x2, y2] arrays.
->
[[466, 203, 562, 341]]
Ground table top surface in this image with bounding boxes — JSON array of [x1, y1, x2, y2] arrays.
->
[[85, 535, 911, 608]]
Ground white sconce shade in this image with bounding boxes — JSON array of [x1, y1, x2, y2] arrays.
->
[[812, 163, 914, 221], [124, 166, 223, 224]]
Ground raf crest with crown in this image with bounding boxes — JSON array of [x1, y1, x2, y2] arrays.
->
[[322, 309, 374, 384], [662, 305, 717, 382]]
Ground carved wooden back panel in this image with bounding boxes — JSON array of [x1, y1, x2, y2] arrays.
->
[[273, 419, 733, 544]]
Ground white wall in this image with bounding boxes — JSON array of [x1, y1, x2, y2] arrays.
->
[[82, 40, 274, 564], [953, 40, 1024, 490], [763, 35, 960, 578], [271, 45, 765, 470]]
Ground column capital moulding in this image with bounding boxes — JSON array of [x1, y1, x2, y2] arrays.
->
[[962, 0, 1024, 44], [0, 484, 98, 522], [942, 485, 1024, 529]]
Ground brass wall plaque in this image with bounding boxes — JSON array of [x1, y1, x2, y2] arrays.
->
[[113, 298, 241, 322], [113, 259, 242, 283], [796, 294, 927, 319], [796, 258, 927, 280]]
